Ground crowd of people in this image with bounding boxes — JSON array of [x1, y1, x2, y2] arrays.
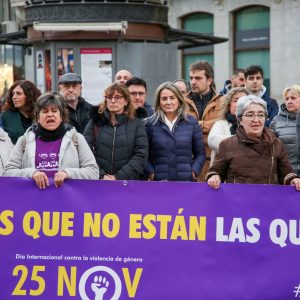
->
[[1, 60, 300, 191]]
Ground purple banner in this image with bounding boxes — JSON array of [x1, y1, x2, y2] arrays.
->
[[0, 177, 300, 299]]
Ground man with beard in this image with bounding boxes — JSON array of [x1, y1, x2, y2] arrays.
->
[[186, 61, 224, 181], [58, 73, 92, 133]]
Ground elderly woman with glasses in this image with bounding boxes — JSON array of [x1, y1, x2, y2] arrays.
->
[[206, 95, 300, 190], [83, 83, 148, 180]]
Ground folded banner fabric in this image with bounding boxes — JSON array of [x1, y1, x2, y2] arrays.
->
[[0, 177, 299, 300]]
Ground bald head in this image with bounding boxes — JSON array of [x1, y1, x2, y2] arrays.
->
[[114, 70, 133, 84]]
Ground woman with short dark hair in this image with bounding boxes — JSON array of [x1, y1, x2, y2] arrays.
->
[[4, 92, 99, 188]]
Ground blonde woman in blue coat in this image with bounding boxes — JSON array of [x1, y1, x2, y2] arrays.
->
[[145, 82, 206, 181]]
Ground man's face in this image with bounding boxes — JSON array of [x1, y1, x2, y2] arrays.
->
[[231, 72, 245, 88], [127, 85, 147, 109], [59, 83, 81, 106], [245, 72, 264, 94], [175, 81, 188, 98], [189, 70, 212, 95], [115, 70, 132, 84]]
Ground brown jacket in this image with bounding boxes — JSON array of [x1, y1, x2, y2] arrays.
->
[[185, 93, 224, 154], [185, 92, 224, 181], [206, 127, 297, 185]]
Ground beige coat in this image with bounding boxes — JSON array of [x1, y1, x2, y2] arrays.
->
[[3, 127, 99, 180], [0, 128, 14, 175]]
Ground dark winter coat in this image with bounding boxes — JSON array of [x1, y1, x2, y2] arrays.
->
[[68, 96, 92, 134], [1, 110, 31, 144], [145, 115, 206, 181], [83, 108, 148, 180], [206, 126, 297, 185], [270, 104, 299, 175], [256, 86, 279, 127], [135, 103, 154, 120], [219, 79, 232, 96]]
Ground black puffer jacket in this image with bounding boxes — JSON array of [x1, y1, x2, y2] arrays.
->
[[68, 96, 93, 134], [83, 108, 148, 179], [270, 104, 299, 175]]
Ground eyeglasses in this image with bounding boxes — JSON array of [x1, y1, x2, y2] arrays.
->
[[130, 92, 146, 97], [105, 96, 124, 102], [242, 112, 266, 120]]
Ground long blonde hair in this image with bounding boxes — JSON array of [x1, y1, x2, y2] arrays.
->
[[148, 81, 188, 124]]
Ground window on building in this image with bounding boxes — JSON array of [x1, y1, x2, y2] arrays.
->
[[234, 6, 270, 91], [0, 45, 24, 105], [181, 12, 214, 80], [0, 0, 24, 105], [57, 48, 74, 77]]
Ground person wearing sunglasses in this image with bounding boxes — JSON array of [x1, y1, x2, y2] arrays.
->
[[83, 83, 148, 180], [206, 95, 300, 190]]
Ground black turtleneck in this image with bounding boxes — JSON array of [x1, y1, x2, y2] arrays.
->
[[192, 91, 212, 119]]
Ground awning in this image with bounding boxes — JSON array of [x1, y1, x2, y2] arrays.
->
[[0, 28, 228, 49], [0, 31, 27, 45], [166, 27, 228, 50]]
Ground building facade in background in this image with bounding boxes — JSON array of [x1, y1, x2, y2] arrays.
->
[[1, 0, 299, 103], [168, 0, 300, 100]]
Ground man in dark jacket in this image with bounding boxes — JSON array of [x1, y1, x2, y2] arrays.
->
[[186, 60, 224, 181], [219, 68, 245, 95], [244, 65, 279, 127], [58, 72, 92, 133], [125, 77, 154, 118]]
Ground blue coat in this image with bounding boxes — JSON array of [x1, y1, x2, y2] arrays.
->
[[145, 115, 206, 181]]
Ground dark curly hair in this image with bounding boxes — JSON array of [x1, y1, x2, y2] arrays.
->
[[1, 80, 41, 118]]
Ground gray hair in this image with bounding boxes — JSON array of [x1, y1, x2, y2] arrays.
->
[[236, 95, 267, 119], [34, 92, 69, 122]]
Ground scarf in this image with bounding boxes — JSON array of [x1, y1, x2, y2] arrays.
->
[[33, 123, 70, 141], [225, 112, 238, 135], [237, 126, 274, 156]]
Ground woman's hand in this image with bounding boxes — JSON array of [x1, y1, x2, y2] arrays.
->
[[207, 175, 221, 189], [103, 174, 117, 180], [291, 178, 300, 191], [148, 173, 154, 181], [32, 171, 49, 189], [192, 171, 197, 181], [54, 171, 68, 188]]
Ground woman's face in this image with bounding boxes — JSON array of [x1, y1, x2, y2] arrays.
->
[[159, 88, 179, 118], [285, 90, 300, 113], [12, 85, 26, 109], [106, 91, 128, 114], [38, 104, 62, 131], [229, 92, 247, 115], [240, 103, 266, 137]]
